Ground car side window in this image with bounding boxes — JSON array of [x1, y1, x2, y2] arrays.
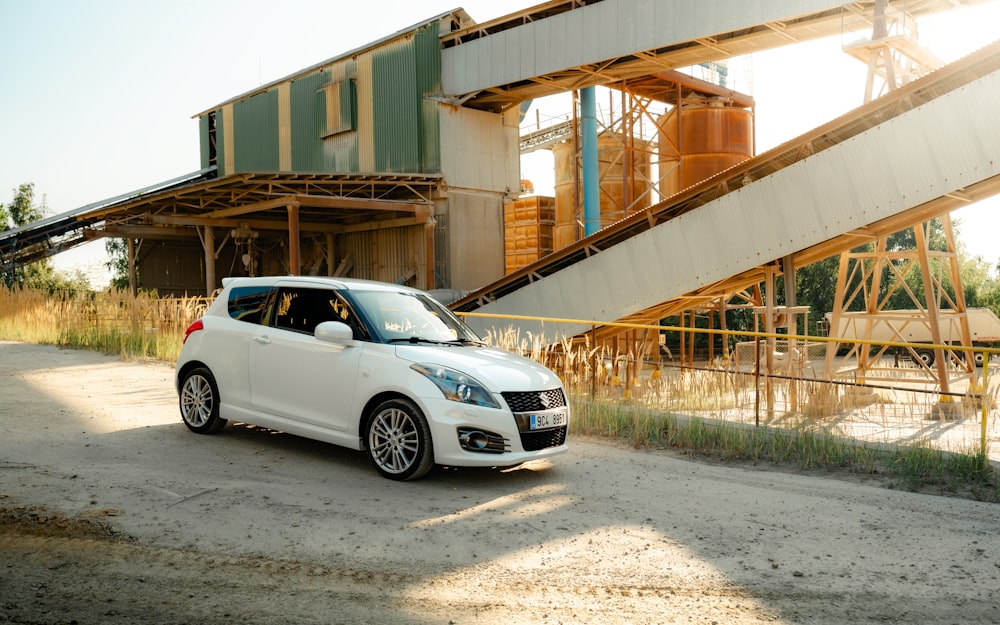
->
[[273, 287, 364, 338], [227, 286, 272, 325]]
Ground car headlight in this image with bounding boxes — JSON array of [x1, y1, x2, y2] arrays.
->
[[411, 364, 500, 409]]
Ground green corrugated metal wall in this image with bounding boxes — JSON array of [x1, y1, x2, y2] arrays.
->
[[233, 90, 280, 172], [372, 39, 419, 172], [414, 25, 442, 174], [290, 69, 330, 171]]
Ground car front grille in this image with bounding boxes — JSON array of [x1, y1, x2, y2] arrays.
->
[[501, 389, 568, 452], [520, 426, 568, 451], [501, 388, 567, 413]]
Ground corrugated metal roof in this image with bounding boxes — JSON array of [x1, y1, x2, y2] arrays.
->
[[0, 168, 216, 268]]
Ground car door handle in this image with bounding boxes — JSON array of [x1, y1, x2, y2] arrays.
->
[[254, 336, 271, 345]]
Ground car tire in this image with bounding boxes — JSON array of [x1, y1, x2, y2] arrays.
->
[[365, 398, 434, 481], [179, 367, 228, 434]]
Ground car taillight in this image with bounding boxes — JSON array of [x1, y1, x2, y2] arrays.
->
[[183, 319, 204, 344]]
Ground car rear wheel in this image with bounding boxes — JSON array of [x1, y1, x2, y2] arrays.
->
[[366, 398, 434, 481], [179, 367, 227, 434]]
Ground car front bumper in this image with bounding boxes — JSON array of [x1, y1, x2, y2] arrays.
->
[[416, 396, 569, 468]]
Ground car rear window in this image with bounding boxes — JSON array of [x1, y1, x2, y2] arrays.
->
[[227, 286, 271, 324]]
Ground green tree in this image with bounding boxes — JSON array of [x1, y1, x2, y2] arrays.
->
[[762, 217, 1000, 338], [787, 255, 840, 334], [105, 238, 132, 290], [825, 220, 953, 313], [1, 183, 56, 289], [881, 219, 953, 310], [955, 236, 1000, 320]]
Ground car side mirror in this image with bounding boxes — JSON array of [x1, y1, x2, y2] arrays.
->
[[315, 321, 353, 343]]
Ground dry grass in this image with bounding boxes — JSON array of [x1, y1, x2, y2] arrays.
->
[[3, 287, 996, 500], [0, 288, 208, 361], [485, 326, 1000, 501]]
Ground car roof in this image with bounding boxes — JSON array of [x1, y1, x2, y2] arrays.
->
[[220, 275, 421, 295]]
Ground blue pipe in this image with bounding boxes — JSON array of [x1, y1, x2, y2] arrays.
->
[[580, 87, 600, 236]]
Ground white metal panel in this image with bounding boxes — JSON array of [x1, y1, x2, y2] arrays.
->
[[440, 105, 519, 192], [553, 263, 591, 323], [518, 25, 537, 79], [446, 191, 506, 291], [503, 31, 521, 85], [465, 68, 1000, 340], [443, 0, 846, 96]]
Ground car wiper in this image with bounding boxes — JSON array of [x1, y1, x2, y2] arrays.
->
[[387, 336, 454, 345]]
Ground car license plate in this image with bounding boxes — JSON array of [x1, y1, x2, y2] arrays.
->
[[530, 410, 566, 430]]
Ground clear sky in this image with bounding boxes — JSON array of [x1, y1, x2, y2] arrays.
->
[[2, 0, 999, 284]]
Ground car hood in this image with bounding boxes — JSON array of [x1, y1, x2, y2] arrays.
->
[[393, 344, 562, 392]]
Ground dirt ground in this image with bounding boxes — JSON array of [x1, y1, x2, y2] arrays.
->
[[1, 341, 999, 625]]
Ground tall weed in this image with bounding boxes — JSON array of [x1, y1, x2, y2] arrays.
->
[[0, 287, 207, 360]]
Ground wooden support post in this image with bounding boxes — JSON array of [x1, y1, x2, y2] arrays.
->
[[708, 309, 716, 363], [624, 330, 633, 398], [203, 225, 215, 296], [287, 202, 301, 276], [687, 310, 696, 366], [325, 233, 334, 277], [679, 311, 687, 368], [914, 222, 950, 396], [764, 265, 776, 416], [718, 297, 729, 365], [425, 220, 436, 289], [127, 237, 137, 298], [783, 254, 798, 412]]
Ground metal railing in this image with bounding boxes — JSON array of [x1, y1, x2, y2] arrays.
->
[[459, 311, 998, 462]]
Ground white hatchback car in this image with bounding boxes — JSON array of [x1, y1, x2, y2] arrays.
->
[[175, 276, 569, 480]]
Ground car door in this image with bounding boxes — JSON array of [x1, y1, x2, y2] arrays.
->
[[248, 285, 363, 431]]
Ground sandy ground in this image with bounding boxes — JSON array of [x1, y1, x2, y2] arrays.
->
[[1, 340, 999, 625]]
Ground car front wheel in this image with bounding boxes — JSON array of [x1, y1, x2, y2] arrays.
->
[[365, 398, 434, 481], [179, 367, 227, 434]]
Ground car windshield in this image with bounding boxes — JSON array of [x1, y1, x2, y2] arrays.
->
[[350, 289, 482, 344]]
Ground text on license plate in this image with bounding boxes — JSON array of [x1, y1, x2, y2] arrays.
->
[[529, 410, 566, 430]]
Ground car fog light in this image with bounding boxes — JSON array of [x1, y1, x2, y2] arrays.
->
[[460, 430, 490, 450]]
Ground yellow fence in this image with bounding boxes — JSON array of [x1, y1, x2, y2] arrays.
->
[[460, 312, 999, 462]]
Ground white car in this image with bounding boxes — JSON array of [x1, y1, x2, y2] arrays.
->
[[175, 276, 569, 480]]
